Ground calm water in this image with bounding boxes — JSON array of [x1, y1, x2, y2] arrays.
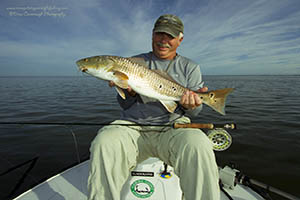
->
[[0, 76, 299, 199]]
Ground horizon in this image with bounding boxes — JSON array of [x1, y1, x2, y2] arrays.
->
[[1, 0, 300, 76], [1, 74, 300, 78]]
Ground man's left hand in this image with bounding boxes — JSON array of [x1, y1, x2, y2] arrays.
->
[[180, 87, 208, 110]]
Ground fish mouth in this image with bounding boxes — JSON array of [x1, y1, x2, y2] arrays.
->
[[76, 60, 88, 73], [80, 67, 88, 72]]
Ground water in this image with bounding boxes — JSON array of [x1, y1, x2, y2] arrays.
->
[[0, 76, 299, 199]]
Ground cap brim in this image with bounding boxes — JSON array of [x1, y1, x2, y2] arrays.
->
[[153, 26, 179, 38]]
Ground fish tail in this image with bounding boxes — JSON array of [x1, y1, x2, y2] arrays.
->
[[199, 88, 234, 115]]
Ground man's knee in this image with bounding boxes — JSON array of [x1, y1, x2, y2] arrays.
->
[[90, 126, 126, 153], [174, 130, 213, 154]]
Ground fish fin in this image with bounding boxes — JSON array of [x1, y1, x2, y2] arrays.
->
[[127, 57, 148, 67], [199, 88, 234, 115], [140, 95, 157, 104], [113, 71, 129, 89], [159, 100, 178, 113], [153, 70, 178, 83], [115, 86, 126, 99], [127, 57, 178, 83], [114, 71, 129, 80], [114, 79, 128, 89]]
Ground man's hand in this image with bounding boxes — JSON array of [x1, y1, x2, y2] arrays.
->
[[108, 81, 136, 96], [180, 87, 208, 110]]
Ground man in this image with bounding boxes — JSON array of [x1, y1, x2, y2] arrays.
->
[[88, 14, 220, 200]]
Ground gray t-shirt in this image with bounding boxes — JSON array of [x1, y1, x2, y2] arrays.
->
[[117, 52, 204, 124]]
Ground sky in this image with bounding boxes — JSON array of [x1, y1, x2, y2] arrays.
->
[[0, 0, 300, 76]]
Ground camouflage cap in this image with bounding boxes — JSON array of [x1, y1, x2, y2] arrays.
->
[[153, 14, 184, 38]]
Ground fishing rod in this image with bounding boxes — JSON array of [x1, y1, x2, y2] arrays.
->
[[1, 121, 235, 151], [237, 172, 300, 200], [0, 122, 236, 151], [0, 121, 236, 130]]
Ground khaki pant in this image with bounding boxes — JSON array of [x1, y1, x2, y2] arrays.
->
[[88, 117, 220, 200]]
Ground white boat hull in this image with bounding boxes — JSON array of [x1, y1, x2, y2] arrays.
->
[[14, 158, 265, 200]]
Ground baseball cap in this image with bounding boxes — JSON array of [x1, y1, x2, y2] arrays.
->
[[153, 14, 184, 38]]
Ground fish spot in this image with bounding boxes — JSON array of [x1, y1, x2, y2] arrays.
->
[[159, 85, 163, 89], [172, 86, 176, 91], [139, 72, 144, 78]]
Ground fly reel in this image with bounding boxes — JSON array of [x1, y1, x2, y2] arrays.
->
[[207, 128, 232, 151]]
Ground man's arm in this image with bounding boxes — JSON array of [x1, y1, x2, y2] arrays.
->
[[180, 87, 208, 109], [179, 87, 208, 116], [178, 62, 206, 117]]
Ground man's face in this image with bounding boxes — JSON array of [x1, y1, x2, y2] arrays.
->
[[152, 32, 183, 60]]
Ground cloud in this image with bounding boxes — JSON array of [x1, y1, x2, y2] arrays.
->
[[0, 0, 300, 76], [0, 0, 155, 75], [178, 0, 300, 75]]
